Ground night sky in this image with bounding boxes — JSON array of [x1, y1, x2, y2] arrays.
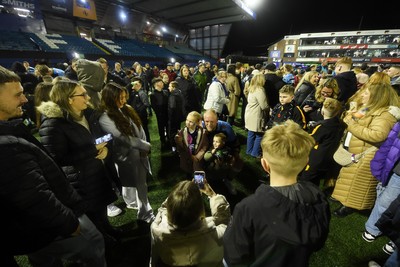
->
[[223, 0, 399, 56]]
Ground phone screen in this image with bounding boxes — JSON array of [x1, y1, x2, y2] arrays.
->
[[194, 172, 205, 189], [95, 134, 112, 145]]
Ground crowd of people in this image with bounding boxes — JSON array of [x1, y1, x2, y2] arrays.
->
[[2, 56, 400, 267]]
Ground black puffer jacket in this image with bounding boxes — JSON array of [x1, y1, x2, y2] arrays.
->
[[0, 119, 84, 255], [334, 71, 357, 103], [37, 102, 117, 213]]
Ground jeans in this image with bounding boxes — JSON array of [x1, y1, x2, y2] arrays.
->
[[365, 173, 400, 236], [246, 130, 263, 157], [384, 248, 399, 267], [28, 214, 106, 267]]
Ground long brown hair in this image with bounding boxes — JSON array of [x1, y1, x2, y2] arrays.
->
[[100, 82, 142, 137]]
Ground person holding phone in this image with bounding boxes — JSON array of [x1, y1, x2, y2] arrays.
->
[[99, 82, 155, 224], [150, 180, 230, 267], [37, 79, 121, 248]]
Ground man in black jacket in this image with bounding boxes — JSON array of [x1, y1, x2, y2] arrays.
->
[[0, 66, 106, 266]]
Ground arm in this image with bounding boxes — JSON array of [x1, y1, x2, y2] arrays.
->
[[346, 110, 397, 143], [99, 113, 151, 152]]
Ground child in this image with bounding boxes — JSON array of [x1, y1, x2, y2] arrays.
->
[[299, 98, 346, 186], [175, 111, 209, 176], [223, 120, 330, 267], [204, 133, 236, 193], [168, 81, 185, 153], [266, 85, 307, 130]]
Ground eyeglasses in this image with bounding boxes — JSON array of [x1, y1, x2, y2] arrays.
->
[[71, 92, 89, 98]]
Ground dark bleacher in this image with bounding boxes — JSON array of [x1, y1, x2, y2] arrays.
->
[[26, 33, 106, 55], [0, 31, 38, 51], [95, 38, 155, 58]]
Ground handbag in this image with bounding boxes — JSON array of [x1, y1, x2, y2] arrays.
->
[[333, 145, 376, 167]]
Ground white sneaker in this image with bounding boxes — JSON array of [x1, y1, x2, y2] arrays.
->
[[368, 261, 381, 267], [383, 241, 396, 255], [107, 204, 122, 217], [126, 204, 138, 210]]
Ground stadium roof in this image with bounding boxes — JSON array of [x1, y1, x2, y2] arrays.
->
[[97, 0, 256, 29]]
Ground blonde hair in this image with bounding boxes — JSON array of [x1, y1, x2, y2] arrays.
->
[[187, 111, 202, 124], [295, 70, 319, 91], [363, 82, 400, 115], [322, 98, 342, 118], [249, 73, 265, 93], [315, 78, 339, 103], [261, 120, 314, 176]]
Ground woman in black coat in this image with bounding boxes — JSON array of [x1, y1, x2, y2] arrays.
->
[[175, 65, 201, 116], [37, 80, 120, 244]]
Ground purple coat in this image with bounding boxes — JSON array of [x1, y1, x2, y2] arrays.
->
[[370, 122, 400, 186]]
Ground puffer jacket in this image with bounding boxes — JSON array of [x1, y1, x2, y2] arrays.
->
[[370, 122, 400, 186], [332, 106, 400, 210], [37, 102, 117, 213], [0, 119, 83, 255]]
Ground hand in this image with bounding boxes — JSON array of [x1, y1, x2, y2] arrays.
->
[[96, 146, 108, 160], [303, 105, 313, 112], [199, 179, 216, 198]]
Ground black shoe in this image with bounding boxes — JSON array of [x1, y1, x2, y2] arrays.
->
[[333, 205, 355, 218]]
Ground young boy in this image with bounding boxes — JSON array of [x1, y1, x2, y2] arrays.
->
[[204, 133, 233, 171], [223, 120, 330, 267], [266, 85, 307, 130], [167, 81, 185, 153], [203, 132, 237, 194]]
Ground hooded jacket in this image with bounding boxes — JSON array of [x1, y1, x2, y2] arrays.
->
[[37, 102, 117, 213]]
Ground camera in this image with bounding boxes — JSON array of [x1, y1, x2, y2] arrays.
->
[[95, 133, 113, 145], [193, 171, 205, 189]]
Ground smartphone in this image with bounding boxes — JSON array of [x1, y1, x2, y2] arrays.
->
[[193, 171, 205, 189], [95, 133, 112, 145]]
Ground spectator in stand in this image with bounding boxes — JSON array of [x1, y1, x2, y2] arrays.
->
[[331, 83, 400, 218], [37, 80, 122, 248], [266, 85, 307, 130], [150, 77, 169, 149], [160, 71, 170, 91], [223, 120, 330, 267], [333, 57, 358, 104], [99, 82, 155, 223], [34, 64, 65, 79], [244, 73, 269, 159], [127, 77, 151, 142], [204, 61, 214, 84], [226, 64, 241, 125], [264, 63, 284, 109], [320, 59, 329, 74], [0, 65, 107, 267], [299, 98, 345, 186], [176, 65, 201, 115], [175, 111, 209, 177], [174, 62, 181, 76], [112, 62, 126, 79], [150, 180, 230, 267], [193, 63, 208, 104], [294, 70, 319, 107]]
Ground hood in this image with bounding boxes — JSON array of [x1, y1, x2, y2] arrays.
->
[[388, 105, 400, 120], [36, 101, 64, 119], [75, 59, 105, 92]]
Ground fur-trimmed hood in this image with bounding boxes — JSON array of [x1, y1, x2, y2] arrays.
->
[[36, 101, 64, 119]]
